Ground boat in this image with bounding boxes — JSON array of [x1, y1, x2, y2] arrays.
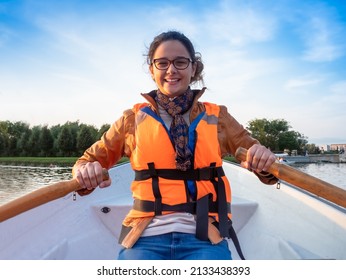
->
[[282, 158, 296, 165], [275, 153, 296, 165], [0, 158, 345, 260]]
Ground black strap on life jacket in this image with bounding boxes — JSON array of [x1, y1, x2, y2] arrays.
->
[[147, 162, 162, 215], [133, 197, 229, 213], [212, 220, 246, 260], [134, 162, 246, 260], [210, 162, 229, 238], [195, 193, 211, 241], [135, 165, 225, 181]]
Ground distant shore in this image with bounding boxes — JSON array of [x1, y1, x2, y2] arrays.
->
[[0, 157, 130, 167], [0, 157, 78, 167]]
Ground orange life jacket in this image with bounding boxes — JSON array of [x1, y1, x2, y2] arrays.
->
[[127, 102, 232, 240]]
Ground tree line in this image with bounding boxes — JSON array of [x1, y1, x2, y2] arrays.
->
[[0, 118, 319, 158], [246, 118, 320, 155], [0, 120, 110, 157]]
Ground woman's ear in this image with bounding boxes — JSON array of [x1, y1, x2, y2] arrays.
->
[[192, 62, 197, 78], [149, 65, 155, 81]]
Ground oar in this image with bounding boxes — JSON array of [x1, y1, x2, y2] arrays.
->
[[0, 169, 109, 223], [235, 147, 346, 208]]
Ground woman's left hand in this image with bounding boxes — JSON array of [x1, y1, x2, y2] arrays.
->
[[241, 144, 276, 173]]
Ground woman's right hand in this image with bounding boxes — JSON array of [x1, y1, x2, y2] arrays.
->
[[74, 161, 112, 190]]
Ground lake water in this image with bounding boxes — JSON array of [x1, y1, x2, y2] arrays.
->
[[292, 162, 346, 190], [0, 165, 73, 205], [0, 163, 345, 205]]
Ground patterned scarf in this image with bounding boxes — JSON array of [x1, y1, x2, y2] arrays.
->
[[155, 88, 194, 171]]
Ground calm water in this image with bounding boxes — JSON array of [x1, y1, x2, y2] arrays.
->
[[0, 163, 345, 205], [293, 162, 346, 190], [0, 165, 72, 205]]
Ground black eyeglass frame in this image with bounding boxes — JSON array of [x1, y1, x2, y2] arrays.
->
[[151, 57, 193, 70]]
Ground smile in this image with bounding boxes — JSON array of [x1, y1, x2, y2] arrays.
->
[[165, 78, 180, 83]]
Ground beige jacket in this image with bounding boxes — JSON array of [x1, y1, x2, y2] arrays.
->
[[73, 88, 277, 247]]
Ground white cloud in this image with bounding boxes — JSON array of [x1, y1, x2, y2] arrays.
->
[[0, 25, 14, 47], [283, 79, 346, 138], [284, 76, 324, 93], [147, 6, 198, 36], [204, 1, 278, 47], [303, 18, 344, 62], [299, 8, 346, 62], [330, 80, 346, 95]]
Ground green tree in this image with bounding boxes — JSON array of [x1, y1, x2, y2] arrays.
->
[[77, 125, 97, 153], [246, 118, 268, 145], [39, 126, 54, 156], [0, 121, 30, 156], [97, 124, 110, 139], [28, 126, 42, 156], [0, 120, 129, 157], [17, 130, 32, 156], [57, 126, 74, 156], [50, 124, 61, 155], [0, 122, 10, 156], [305, 143, 320, 154], [265, 119, 291, 150], [0, 131, 7, 156], [277, 131, 299, 151], [66, 121, 80, 156], [247, 118, 307, 153]]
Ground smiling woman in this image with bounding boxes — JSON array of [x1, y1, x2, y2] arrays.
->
[[149, 40, 196, 98], [71, 30, 278, 261], [147, 31, 204, 98]]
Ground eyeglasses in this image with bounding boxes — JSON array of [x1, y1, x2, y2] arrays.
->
[[152, 57, 193, 70]]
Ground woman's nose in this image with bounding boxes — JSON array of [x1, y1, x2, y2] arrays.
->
[[166, 62, 177, 73]]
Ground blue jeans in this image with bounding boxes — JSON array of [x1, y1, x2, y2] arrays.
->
[[117, 232, 232, 260]]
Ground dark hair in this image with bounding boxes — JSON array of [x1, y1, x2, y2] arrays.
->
[[146, 31, 204, 85]]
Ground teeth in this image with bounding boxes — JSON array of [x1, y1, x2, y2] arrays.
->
[[166, 79, 178, 82]]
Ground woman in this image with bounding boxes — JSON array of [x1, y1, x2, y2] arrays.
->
[[73, 31, 277, 260]]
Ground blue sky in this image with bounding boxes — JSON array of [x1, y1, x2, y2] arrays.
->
[[0, 0, 345, 145]]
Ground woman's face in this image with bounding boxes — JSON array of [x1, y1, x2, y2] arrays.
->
[[150, 40, 196, 98]]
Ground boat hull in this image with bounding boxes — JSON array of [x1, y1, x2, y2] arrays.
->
[[0, 162, 345, 260]]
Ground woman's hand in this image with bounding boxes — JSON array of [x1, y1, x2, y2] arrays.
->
[[241, 144, 276, 173], [74, 161, 112, 190]]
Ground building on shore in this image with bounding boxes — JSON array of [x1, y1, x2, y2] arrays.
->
[[330, 144, 346, 153], [318, 144, 330, 153], [317, 144, 346, 154]]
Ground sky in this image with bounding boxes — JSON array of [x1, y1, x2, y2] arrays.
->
[[0, 0, 345, 145]]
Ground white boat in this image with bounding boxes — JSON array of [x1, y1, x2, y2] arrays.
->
[[0, 161, 345, 260], [282, 159, 296, 165], [276, 154, 296, 165]]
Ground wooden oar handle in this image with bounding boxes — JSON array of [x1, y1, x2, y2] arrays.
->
[[101, 168, 110, 181], [0, 168, 109, 223], [235, 147, 346, 208], [235, 147, 249, 162]]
